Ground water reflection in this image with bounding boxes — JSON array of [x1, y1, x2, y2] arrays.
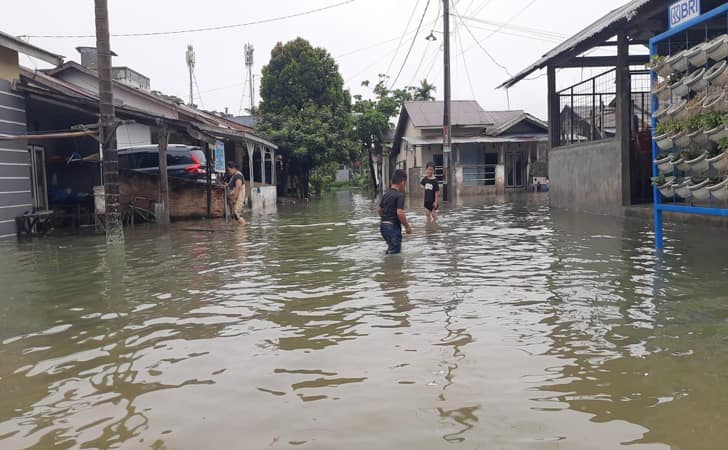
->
[[1, 193, 728, 449]]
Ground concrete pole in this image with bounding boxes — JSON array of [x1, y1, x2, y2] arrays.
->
[[157, 125, 170, 225], [260, 147, 266, 185], [271, 149, 276, 186], [246, 141, 255, 204], [442, 0, 452, 202], [547, 65, 560, 149], [94, 0, 123, 243], [616, 27, 632, 206]]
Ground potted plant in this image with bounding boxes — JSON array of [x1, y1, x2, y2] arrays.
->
[[652, 174, 676, 197], [654, 149, 675, 173], [704, 60, 728, 88], [669, 73, 689, 98], [708, 176, 728, 201], [684, 147, 709, 173], [670, 152, 686, 171], [667, 98, 689, 120], [674, 178, 693, 199], [647, 55, 670, 77], [655, 118, 678, 151], [666, 50, 689, 73], [684, 67, 707, 92], [709, 137, 728, 172], [687, 176, 711, 200], [702, 89, 727, 113], [686, 112, 707, 145], [687, 42, 710, 67], [705, 112, 728, 142], [707, 34, 728, 62]]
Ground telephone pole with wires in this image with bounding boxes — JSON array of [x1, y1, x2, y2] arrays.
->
[[442, 0, 451, 202], [186, 45, 195, 106]]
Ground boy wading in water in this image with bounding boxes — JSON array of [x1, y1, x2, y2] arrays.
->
[[420, 161, 440, 222], [378, 169, 412, 255], [226, 162, 247, 225]]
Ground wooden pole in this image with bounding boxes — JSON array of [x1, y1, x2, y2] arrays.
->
[[157, 125, 170, 225], [95, 0, 123, 243]]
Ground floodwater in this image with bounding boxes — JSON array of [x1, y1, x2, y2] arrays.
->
[[1, 192, 728, 450]]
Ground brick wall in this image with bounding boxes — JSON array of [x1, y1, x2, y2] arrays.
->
[[119, 170, 225, 220]]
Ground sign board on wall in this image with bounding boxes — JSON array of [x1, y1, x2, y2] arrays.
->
[[213, 140, 226, 173], [669, 0, 701, 29]]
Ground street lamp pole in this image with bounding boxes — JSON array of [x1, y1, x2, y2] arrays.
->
[[442, 0, 452, 201]]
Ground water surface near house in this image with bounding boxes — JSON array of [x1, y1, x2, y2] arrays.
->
[[1, 192, 727, 449]]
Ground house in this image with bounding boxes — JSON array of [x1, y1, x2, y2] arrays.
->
[[0, 31, 63, 239], [499, 0, 727, 216], [389, 100, 548, 197]]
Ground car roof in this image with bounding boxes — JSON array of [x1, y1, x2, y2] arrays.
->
[[118, 144, 200, 154]]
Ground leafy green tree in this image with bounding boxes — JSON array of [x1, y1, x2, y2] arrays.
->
[[259, 38, 355, 197], [352, 75, 437, 190]]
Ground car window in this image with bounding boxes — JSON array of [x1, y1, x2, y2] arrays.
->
[[167, 151, 194, 166]]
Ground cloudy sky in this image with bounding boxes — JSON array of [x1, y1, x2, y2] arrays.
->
[[5, 0, 636, 119]]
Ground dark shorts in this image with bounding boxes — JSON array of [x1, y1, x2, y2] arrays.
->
[[424, 201, 437, 212], [380, 222, 402, 254]]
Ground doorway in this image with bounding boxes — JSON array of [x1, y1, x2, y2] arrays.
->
[[28, 145, 48, 210], [505, 150, 526, 188]]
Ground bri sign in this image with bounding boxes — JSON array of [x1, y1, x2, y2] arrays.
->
[[669, 0, 700, 29]]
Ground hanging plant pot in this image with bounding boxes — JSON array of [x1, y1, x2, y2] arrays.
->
[[687, 128, 707, 146], [688, 178, 711, 200], [669, 78, 689, 98], [654, 102, 672, 119], [709, 177, 728, 201], [702, 89, 728, 113], [667, 98, 689, 120], [652, 79, 670, 102], [707, 35, 728, 62], [708, 150, 728, 172], [655, 133, 675, 151], [685, 67, 707, 92], [705, 60, 728, 88], [671, 154, 687, 171], [687, 42, 710, 67], [672, 130, 690, 148], [706, 124, 728, 143], [674, 179, 693, 199], [666, 50, 689, 73], [655, 154, 674, 173], [686, 151, 709, 173], [657, 177, 676, 197], [686, 94, 707, 116]]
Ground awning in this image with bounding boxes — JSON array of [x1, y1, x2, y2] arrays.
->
[[402, 134, 547, 146]]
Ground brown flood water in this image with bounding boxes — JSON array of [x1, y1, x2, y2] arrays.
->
[[1, 192, 728, 450]]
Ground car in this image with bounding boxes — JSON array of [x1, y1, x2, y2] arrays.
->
[[118, 144, 208, 181]]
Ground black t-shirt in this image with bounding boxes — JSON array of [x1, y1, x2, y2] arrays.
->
[[380, 189, 405, 227], [227, 172, 244, 190], [420, 177, 439, 204]]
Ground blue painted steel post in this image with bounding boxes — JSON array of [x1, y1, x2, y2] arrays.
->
[[650, 41, 664, 251]]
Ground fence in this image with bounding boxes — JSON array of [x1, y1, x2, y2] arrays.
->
[[462, 164, 496, 186], [558, 69, 652, 146]]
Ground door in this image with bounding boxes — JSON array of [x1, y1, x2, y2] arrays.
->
[[28, 145, 48, 210], [505, 150, 526, 188]]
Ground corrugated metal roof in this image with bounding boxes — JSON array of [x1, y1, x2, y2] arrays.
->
[[404, 100, 495, 127], [498, 0, 655, 89], [402, 134, 547, 146]]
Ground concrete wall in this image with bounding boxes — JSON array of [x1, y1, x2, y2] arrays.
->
[[116, 123, 152, 148], [548, 139, 623, 216], [119, 170, 225, 219], [0, 78, 31, 239], [249, 185, 277, 211]]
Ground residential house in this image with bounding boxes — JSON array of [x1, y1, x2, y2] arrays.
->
[[390, 100, 548, 197], [0, 31, 63, 239]]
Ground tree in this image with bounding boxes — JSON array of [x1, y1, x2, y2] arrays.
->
[[410, 78, 437, 101], [352, 76, 437, 190], [258, 38, 355, 197]]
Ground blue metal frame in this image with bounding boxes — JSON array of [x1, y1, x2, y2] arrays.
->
[[650, 2, 728, 251]]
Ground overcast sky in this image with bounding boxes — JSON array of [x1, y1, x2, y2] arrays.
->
[[5, 0, 636, 119]]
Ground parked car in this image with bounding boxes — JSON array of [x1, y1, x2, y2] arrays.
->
[[118, 144, 208, 181]]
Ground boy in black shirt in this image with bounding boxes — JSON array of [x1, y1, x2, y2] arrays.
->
[[378, 169, 412, 255], [420, 161, 440, 222]]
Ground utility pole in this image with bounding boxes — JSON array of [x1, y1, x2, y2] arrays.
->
[[442, 0, 452, 202], [244, 43, 255, 114], [186, 44, 195, 106], [95, 0, 123, 243]]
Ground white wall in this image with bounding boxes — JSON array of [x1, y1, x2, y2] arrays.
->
[[116, 123, 151, 148]]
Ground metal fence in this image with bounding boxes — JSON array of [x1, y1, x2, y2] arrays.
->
[[558, 69, 651, 146], [462, 164, 496, 186]]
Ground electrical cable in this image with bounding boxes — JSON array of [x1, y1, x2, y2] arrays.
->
[[385, 0, 422, 77], [20, 0, 358, 38], [408, 0, 442, 86], [192, 71, 204, 109], [454, 15, 477, 100], [453, 2, 512, 77], [389, 0, 432, 89]]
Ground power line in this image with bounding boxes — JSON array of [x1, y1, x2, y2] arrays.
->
[[457, 15, 565, 41], [192, 72, 204, 109], [461, 0, 540, 54], [453, 3, 512, 77], [389, 0, 432, 89], [454, 15, 477, 100], [408, 0, 442, 86], [385, 0, 422, 76], [20, 0, 358, 38]]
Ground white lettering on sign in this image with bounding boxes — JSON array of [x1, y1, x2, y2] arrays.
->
[[669, 0, 701, 28]]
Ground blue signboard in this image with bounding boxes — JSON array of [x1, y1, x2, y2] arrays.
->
[[213, 140, 225, 173], [669, 0, 700, 29]]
